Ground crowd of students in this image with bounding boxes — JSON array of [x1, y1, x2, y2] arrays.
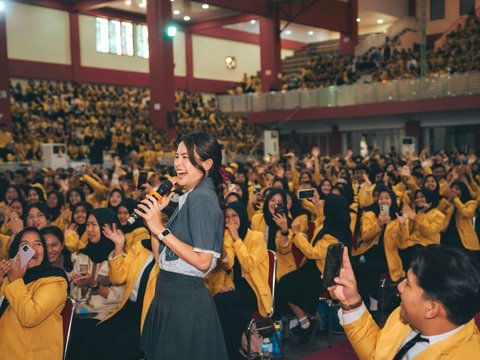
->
[[0, 142, 479, 359], [279, 14, 480, 91], [1, 81, 263, 163]]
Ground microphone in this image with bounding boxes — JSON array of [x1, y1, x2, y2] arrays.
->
[[127, 177, 176, 225]]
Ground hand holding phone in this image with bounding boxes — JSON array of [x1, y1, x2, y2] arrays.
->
[[379, 204, 390, 217], [298, 188, 315, 200], [323, 243, 344, 288], [274, 203, 285, 216], [18, 244, 36, 269]]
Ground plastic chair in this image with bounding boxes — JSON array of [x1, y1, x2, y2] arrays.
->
[[61, 297, 76, 360], [246, 250, 286, 359]]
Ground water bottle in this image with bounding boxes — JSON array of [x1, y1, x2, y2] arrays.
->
[[271, 322, 282, 356], [261, 338, 271, 359]]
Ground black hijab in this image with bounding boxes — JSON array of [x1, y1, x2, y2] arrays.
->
[[47, 190, 65, 221], [415, 187, 440, 212], [107, 188, 125, 212], [451, 180, 472, 204], [71, 201, 93, 238], [262, 188, 290, 251], [8, 227, 69, 285], [118, 198, 144, 234], [0, 227, 68, 318], [313, 193, 352, 248], [67, 187, 86, 207], [225, 201, 249, 240], [79, 208, 118, 263]]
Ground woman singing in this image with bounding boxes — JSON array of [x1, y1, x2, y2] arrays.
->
[[135, 132, 228, 360]]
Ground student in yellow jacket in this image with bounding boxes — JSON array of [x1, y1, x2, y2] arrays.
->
[[398, 187, 445, 273], [64, 201, 93, 253], [330, 245, 480, 360], [251, 188, 296, 280], [82, 223, 159, 360], [277, 194, 352, 347], [439, 180, 480, 252], [353, 187, 404, 306], [214, 202, 272, 360], [0, 227, 68, 360], [116, 198, 150, 254]]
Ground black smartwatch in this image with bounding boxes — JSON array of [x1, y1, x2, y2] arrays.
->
[[157, 228, 171, 241]]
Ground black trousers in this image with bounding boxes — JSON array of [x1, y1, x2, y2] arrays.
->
[[214, 279, 258, 360]]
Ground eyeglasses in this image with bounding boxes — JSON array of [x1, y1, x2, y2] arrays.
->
[[27, 214, 46, 220]]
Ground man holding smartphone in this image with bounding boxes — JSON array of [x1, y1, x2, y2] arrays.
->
[[329, 245, 480, 360]]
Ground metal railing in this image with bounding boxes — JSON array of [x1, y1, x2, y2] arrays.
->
[[217, 72, 480, 113]]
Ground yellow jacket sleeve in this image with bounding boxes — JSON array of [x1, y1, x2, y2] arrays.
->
[[360, 211, 381, 246], [292, 233, 338, 273], [4, 277, 67, 327], [453, 198, 477, 218], [82, 173, 107, 202]]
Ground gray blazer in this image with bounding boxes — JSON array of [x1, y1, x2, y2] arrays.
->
[[164, 177, 224, 262]]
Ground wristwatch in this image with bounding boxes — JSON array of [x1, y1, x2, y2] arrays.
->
[[157, 228, 171, 241]]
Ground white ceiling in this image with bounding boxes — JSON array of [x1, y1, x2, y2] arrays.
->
[[106, 0, 400, 43]]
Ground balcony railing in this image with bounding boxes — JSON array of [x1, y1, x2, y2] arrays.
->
[[217, 72, 480, 113]]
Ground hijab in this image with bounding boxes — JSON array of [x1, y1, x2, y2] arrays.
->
[[46, 190, 65, 221], [117, 198, 144, 233], [107, 188, 124, 212], [415, 187, 440, 212], [79, 208, 117, 263], [451, 180, 472, 204], [262, 188, 290, 251], [8, 227, 69, 285], [71, 201, 93, 238], [225, 201, 249, 240], [313, 194, 352, 248]]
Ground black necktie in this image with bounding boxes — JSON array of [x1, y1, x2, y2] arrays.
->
[[393, 333, 429, 360]]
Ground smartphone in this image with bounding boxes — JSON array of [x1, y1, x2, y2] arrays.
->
[[79, 264, 88, 276], [228, 184, 236, 193], [298, 188, 315, 200], [274, 203, 285, 216], [380, 204, 390, 217], [137, 171, 148, 189], [253, 184, 262, 194], [18, 244, 35, 269], [322, 243, 345, 288]]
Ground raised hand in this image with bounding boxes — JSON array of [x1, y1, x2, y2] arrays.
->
[[7, 255, 27, 283], [272, 213, 288, 234], [327, 247, 362, 306], [395, 212, 408, 225], [0, 259, 12, 286], [291, 217, 302, 235], [102, 223, 125, 249], [135, 194, 173, 236], [9, 212, 24, 235]]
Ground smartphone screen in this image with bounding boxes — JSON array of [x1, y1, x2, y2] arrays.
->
[[137, 171, 148, 189], [323, 243, 344, 288], [298, 189, 314, 199], [19, 244, 36, 269]]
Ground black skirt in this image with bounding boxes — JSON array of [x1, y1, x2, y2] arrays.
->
[[140, 270, 228, 360]]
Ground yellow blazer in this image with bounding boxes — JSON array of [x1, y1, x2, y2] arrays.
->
[[64, 229, 88, 253], [343, 307, 480, 360], [0, 234, 11, 261], [399, 209, 445, 248], [105, 241, 159, 332], [0, 276, 68, 360], [251, 213, 296, 280], [204, 230, 235, 295], [292, 229, 339, 273], [223, 230, 272, 317], [353, 182, 375, 209], [50, 215, 66, 232], [124, 227, 150, 254], [439, 198, 480, 251]]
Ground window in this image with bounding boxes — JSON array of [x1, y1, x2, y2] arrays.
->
[[430, 0, 445, 20], [95, 17, 134, 56], [460, 0, 475, 15], [136, 24, 149, 58]]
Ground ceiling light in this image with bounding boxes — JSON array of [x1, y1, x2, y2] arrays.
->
[[356, 17, 361, 22], [183, 15, 191, 21], [202, 4, 209, 9], [173, 9, 180, 15], [0, 1, 4, 11], [250, 19, 257, 25], [138, 0, 146, 8], [377, 18, 384, 24], [124, 0, 132, 5], [285, 30, 292, 35], [308, 30, 314, 35], [167, 25, 177, 37]]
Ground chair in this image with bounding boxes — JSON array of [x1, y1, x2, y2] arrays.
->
[[61, 297, 76, 360], [246, 250, 286, 359]]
